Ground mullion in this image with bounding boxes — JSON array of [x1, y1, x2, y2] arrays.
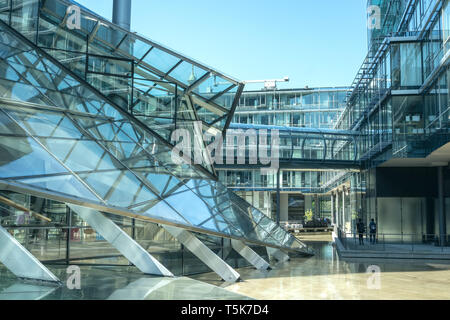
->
[[3, 53, 54, 106], [1, 109, 106, 203], [207, 84, 236, 102], [67, 114, 163, 201]]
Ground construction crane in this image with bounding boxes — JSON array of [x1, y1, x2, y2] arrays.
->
[[243, 77, 290, 90]]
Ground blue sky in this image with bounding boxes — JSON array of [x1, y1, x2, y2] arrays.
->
[[76, 0, 368, 90]]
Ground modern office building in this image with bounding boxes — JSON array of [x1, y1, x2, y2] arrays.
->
[[0, 0, 313, 285], [218, 0, 450, 252], [1, 0, 449, 292], [234, 88, 348, 129], [331, 0, 450, 246], [217, 87, 351, 222]]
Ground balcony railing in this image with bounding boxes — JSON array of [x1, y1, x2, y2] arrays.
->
[[337, 228, 450, 253]]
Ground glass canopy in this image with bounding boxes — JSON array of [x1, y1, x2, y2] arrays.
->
[[0, 20, 311, 254], [0, 0, 245, 177]]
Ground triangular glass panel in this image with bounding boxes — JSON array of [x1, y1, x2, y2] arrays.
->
[[17, 174, 100, 202]]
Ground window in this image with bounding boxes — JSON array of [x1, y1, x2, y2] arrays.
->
[[400, 43, 422, 87], [443, 0, 450, 52]]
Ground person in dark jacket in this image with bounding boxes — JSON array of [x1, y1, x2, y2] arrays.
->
[[369, 219, 377, 244], [356, 219, 365, 245]]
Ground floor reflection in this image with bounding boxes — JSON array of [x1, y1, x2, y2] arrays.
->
[[0, 283, 59, 300], [215, 237, 450, 300], [2, 235, 450, 300], [107, 277, 253, 300], [0, 266, 251, 300]]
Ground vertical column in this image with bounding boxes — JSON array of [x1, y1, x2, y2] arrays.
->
[[438, 167, 447, 247], [66, 205, 71, 265], [280, 194, 289, 222], [218, 238, 233, 261], [112, 0, 132, 30], [331, 192, 335, 226], [335, 190, 340, 230], [342, 188, 346, 233], [314, 194, 319, 218], [112, 0, 132, 58], [276, 169, 281, 225]]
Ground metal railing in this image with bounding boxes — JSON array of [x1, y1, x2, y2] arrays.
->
[[337, 228, 450, 253]]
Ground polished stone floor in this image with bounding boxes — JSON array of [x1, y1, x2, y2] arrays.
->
[[0, 266, 251, 300], [194, 235, 450, 300], [2, 235, 450, 300]]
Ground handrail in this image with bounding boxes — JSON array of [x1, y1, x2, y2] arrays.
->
[[0, 195, 52, 222]]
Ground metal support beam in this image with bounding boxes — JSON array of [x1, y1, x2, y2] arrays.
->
[[163, 225, 241, 282], [68, 204, 173, 277], [0, 226, 60, 283], [231, 240, 270, 270], [438, 167, 447, 247], [266, 247, 290, 263]]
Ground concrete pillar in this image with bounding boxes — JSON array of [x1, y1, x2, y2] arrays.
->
[[265, 192, 272, 217], [280, 194, 289, 222], [438, 167, 447, 247], [314, 194, 319, 218], [276, 169, 281, 225], [254, 192, 260, 210], [331, 193, 335, 225], [335, 191, 340, 230], [305, 196, 313, 213]]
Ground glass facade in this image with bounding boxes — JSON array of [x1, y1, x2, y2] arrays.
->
[[219, 1, 450, 242], [0, 189, 272, 275], [217, 88, 351, 222], [234, 88, 348, 129], [333, 0, 450, 243], [0, 0, 247, 176]]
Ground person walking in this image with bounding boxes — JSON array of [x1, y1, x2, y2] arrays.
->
[[369, 219, 377, 244], [356, 219, 365, 245]]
